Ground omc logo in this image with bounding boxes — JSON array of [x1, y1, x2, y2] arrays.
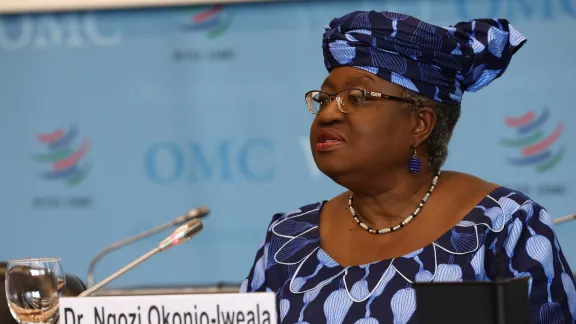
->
[[144, 139, 273, 184], [33, 126, 91, 186], [500, 107, 565, 173], [0, 13, 122, 51], [181, 5, 232, 38]]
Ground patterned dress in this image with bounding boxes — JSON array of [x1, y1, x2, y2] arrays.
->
[[240, 187, 576, 323]]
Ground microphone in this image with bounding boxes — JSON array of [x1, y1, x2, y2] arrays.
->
[[86, 206, 209, 287], [554, 213, 576, 225], [79, 219, 204, 297]]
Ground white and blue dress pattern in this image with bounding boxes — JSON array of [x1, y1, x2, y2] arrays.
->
[[240, 187, 576, 323]]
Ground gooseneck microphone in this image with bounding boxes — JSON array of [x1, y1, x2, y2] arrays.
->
[[86, 207, 209, 287], [554, 213, 576, 225], [79, 219, 204, 297]]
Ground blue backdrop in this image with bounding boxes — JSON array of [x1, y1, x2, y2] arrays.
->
[[0, 0, 575, 287]]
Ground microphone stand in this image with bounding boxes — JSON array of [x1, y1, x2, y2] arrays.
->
[[81, 248, 160, 297], [80, 219, 203, 297], [87, 207, 209, 287], [554, 213, 576, 225], [87, 221, 175, 287]]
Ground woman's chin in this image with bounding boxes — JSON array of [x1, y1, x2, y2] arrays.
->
[[315, 161, 353, 180]]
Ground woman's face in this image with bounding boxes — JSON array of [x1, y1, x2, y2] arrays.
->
[[309, 67, 432, 187]]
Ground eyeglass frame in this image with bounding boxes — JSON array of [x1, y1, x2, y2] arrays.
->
[[305, 88, 416, 115]]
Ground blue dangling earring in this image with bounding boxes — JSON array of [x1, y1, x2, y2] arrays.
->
[[408, 146, 421, 173]]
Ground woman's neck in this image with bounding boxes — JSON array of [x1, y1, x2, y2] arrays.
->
[[349, 170, 437, 229]]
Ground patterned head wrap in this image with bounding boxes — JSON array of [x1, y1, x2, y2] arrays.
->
[[322, 11, 527, 105]]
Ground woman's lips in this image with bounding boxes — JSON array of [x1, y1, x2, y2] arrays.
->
[[316, 140, 345, 151], [316, 128, 346, 152]]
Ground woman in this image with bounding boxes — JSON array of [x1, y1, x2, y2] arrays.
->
[[240, 10, 576, 324]]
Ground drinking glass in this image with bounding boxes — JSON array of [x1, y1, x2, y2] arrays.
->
[[5, 258, 65, 324], [51, 262, 66, 297]]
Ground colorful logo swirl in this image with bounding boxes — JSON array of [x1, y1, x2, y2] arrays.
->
[[181, 5, 232, 38], [500, 107, 564, 173], [34, 126, 91, 186]]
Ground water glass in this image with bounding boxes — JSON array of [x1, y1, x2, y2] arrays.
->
[[5, 258, 66, 324]]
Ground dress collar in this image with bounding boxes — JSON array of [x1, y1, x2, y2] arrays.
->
[[269, 187, 522, 301]]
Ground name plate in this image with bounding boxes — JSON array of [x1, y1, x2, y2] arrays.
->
[[59, 293, 277, 324]]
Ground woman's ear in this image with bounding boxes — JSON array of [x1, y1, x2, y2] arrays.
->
[[412, 107, 436, 146]]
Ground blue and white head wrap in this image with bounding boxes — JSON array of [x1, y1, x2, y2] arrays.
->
[[322, 11, 527, 105]]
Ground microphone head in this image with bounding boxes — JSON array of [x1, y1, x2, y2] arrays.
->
[[185, 206, 210, 220], [157, 219, 204, 251], [182, 219, 204, 240]]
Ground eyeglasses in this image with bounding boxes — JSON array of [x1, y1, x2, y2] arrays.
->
[[305, 88, 415, 114]]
